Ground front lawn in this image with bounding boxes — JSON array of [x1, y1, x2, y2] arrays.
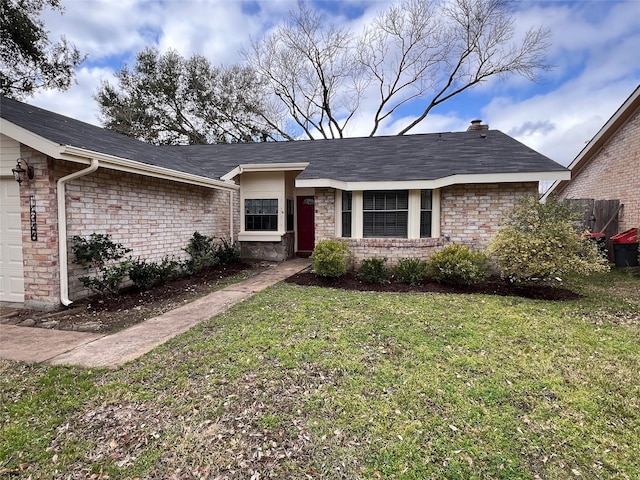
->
[[1, 270, 639, 479]]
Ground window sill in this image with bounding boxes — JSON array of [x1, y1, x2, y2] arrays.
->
[[239, 232, 284, 242]]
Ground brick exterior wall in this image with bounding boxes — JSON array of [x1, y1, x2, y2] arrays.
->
[[16, 148, 59, 309], [314, 183, 538, 267], [314, 188, 335, 241], [558, 107, 639, 232], [345, 238, 446, 267], [440, 182, 539, 250], [17, 149, 234, 308]]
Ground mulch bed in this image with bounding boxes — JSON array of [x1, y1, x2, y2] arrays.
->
[[285, 271, 583, 301], [6, 262, 257, 333]]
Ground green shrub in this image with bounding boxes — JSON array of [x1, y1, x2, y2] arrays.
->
[[215, 237, 241, 265], [311, 239, 353, 278], [428, 244, 490, 286], [128, 256, 180, 291], [395, 258, 427, 285], [357, 257, 390, 284], [183, 231, 219, 275], [71, 233, 132, 295], [488, 195, 609, 284]]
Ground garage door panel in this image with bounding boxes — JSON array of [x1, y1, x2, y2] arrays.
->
[[0, 178, 25, 302], [6, 245, 24, 263], [6, 211, 22, 227]]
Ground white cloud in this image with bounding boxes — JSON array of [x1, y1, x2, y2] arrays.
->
[[42, 0, 159, 61], [29, 66, 117, 125], [484, 77, 638, 165]]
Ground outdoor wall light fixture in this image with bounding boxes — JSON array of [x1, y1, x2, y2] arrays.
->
[[12, 158, 35, 185]]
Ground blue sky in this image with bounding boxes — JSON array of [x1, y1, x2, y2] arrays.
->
[[28, 0, 640, 166]]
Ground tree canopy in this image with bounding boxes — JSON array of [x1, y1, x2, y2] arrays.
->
[[95, 48, 276, 145], [0, 0, 84, 98]]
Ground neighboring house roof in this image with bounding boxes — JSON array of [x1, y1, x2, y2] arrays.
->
[[2, 95, 569, 190], [542, 84, 640, 201]]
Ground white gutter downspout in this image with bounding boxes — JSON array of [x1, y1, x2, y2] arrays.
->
[[57, 159, 99, 306], [229, 190, 234, 240]]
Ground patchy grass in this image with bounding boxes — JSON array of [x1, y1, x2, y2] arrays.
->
[[1, 270, 639, 479]]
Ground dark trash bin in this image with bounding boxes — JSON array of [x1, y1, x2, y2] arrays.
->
[[611, 228, 639, 268]]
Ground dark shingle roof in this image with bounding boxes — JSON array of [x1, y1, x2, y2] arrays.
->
[[0, 96, 212, 178], [171, 131, 566, 182], [2, 96, 567, 183]]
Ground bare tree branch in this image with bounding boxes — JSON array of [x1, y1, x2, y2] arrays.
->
[[246, 0, 550, 139]]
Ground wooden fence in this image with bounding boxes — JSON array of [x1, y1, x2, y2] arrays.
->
[[565, 198, 622, 261]]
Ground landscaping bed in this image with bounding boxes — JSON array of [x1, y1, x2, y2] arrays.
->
[[286, 270, 583, 301], [4, 262, 259, 333]]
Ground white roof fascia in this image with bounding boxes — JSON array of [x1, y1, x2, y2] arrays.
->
[[566, 86, 640, 173], [296, 171, 571, 191], [540, 180, 562, 201], [221, 165, 242, 182], [0, 119, 66, 158], [221, 162, 309, 181], [61, 145, 238, 191]]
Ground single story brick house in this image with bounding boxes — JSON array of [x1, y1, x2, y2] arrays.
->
[[542, 84, 639, 232], [1, 97, 569, 309]]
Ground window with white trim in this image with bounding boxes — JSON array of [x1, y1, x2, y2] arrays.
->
[[286, 199, 294, 231], [363, 190, 408, 238], [245, 199, 278, 231], [420, 190, 433, 238], [342, 191, 352, 238]]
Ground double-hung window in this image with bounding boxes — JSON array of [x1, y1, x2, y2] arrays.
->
[[363, 190, 408, 238], [245, 199, 278, 231]]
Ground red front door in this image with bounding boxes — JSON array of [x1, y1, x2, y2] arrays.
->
[[296, 196, 315, 253]]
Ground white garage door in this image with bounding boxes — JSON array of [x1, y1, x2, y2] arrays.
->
[[0, 177, 25, 302]]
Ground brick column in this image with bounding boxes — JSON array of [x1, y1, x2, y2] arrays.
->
[[314, 188, 335, 241], [18, 148, 60, 309]]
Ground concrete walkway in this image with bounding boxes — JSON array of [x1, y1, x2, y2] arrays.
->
[[0, 258, 310, 368]]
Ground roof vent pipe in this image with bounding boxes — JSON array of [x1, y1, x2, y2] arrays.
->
[[57, 159, 99, 306]]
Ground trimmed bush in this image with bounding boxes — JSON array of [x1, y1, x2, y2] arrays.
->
[[215, 238, 241, 265], [128, 256, 180, 291], [311, 239, 353, 278], [357, 257, 390, 284], [71, 233, 132, 296], [428, 244, 490, 286], [488, 195, 609, 284], [395, 258, 427, 285], [183, 231, 219, 275]]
